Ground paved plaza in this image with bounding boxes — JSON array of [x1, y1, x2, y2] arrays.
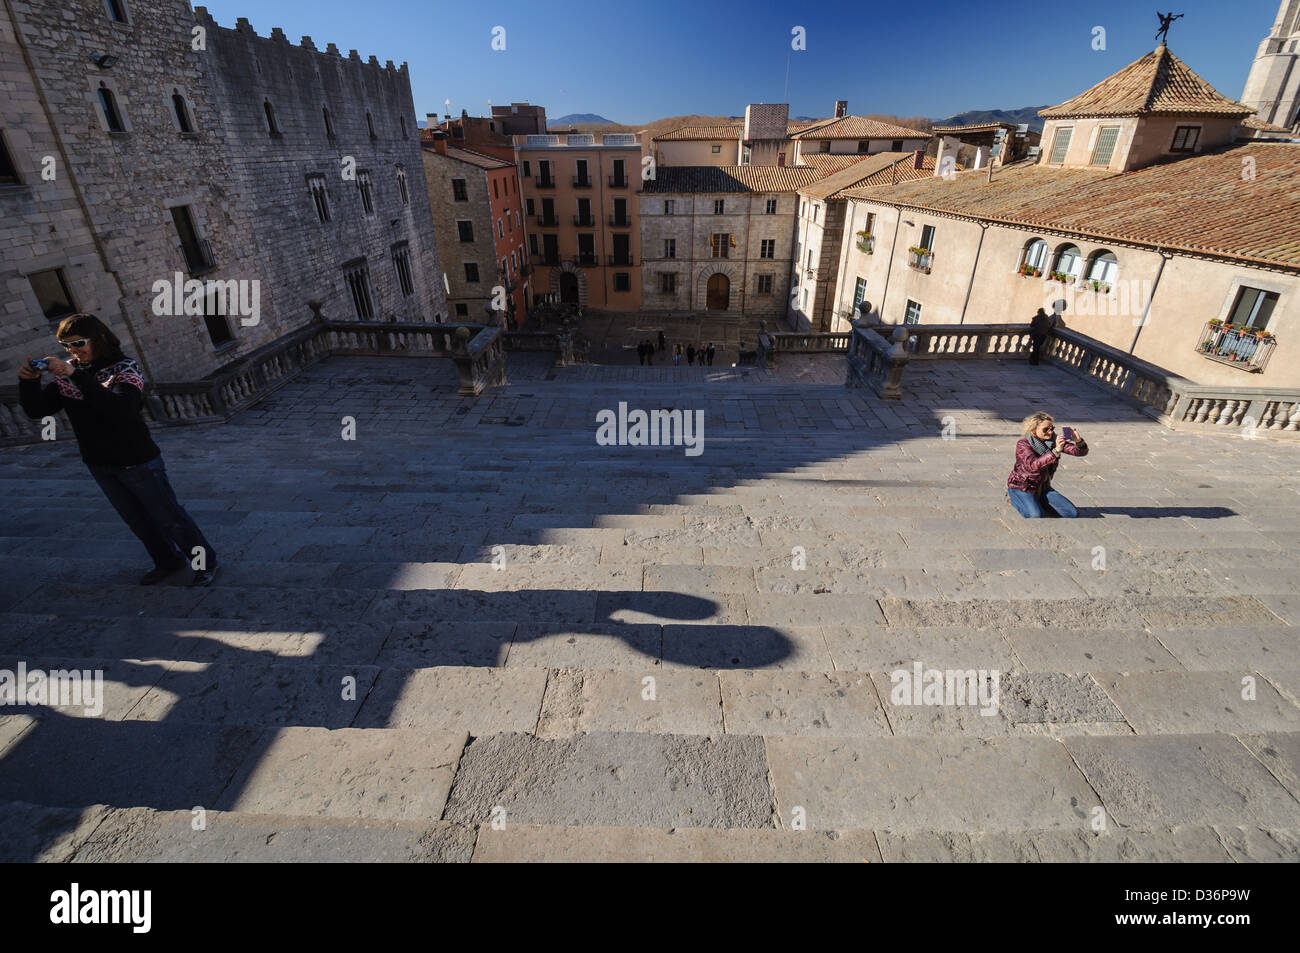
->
[[2, 351, 1299, 861]]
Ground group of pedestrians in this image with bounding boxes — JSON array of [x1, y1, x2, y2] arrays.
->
[[636, 333, 716, 367]]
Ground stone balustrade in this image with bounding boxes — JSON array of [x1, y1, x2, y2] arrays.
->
[[845, 321, 909, 398], [1047, 327, 1300, 440], [1, 318, 562, 446]]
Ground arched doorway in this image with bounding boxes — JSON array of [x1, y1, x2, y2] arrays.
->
[[559, 272, 579, 305], [706, 273, 730, 310]]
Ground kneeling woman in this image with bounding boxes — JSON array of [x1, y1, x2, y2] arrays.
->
[[1007, 412, 1088, 518]]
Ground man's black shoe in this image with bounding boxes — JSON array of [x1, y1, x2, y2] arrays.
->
[[191, 564, 218, 587], [140, 564, 184, 585]]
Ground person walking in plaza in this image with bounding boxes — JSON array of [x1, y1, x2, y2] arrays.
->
[[706, 342, 716, 366], [658, 329, 666, 352], [673, 344, 682, 366], [637, 340, 647, 365], [1028, 307, 1055, 365], [17, 313, 219, 585], [1006, 412, 1088, 518], [686, 344, 696, 365], [643, 339, 654, 365]]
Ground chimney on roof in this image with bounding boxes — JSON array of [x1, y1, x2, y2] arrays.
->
[[835, 100, 848, 118], [912, 150, 924, 170], [430, 131, 448, 155], [461, 108, 468, 118]]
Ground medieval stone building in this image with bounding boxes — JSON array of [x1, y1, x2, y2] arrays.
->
[[1, 0, 445, 383]]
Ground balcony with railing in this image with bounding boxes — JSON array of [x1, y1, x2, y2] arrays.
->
[[531, 252, 559, 266], [576, 252, 599, 267], [573, 213, 596, 226], [535, 175, 556, 189], [536, 214, 559, 227], [1197, 321, 1277, 372], [608, 214, 631, 227], [609, 253, 634, 266], [572, 176, 592, 188], [907, 247, 933, 274], [608, 175, 628, 188], [181, 238, 216, 276]]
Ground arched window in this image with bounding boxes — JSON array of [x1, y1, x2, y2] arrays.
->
[[264, 100, 279, 135], [98, 82, 124, 132], [366, 111, 377, 139], [1086, 250, 1118, 285], [1053, 243, 1082, 278], [323, 106, 335, 139], [172, 90, 194, 133], [1021, 238, 1049, 273]]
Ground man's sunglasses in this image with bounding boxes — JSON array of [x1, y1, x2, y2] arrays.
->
[[58, 339, 91, 349]]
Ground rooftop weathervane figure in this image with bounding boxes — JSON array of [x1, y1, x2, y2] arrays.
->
[[1155, 11, 1183, 44]]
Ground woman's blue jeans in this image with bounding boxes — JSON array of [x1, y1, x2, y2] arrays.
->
[[87, 455, 217, 569], [1008, 487, 1078, 519]]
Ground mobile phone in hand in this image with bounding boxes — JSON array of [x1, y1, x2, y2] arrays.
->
[[28, 359, 50, 370], [1062, 426, 1074, 442]]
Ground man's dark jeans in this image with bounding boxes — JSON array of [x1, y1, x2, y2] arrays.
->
[[87, 455, 216, 570], [1029, 334, 1047, 365]]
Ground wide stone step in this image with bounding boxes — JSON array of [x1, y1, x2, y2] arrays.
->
[[13, 800, 1293, 862]]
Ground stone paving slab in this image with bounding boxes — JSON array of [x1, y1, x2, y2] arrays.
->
[[1096, 672, 1300, 735], [720, 671, 891, 737], [471, 825, 883, 862], [68, 808, 477, 863], [659, 624, 831, 670], [766, 736, 1099, 832], [375, 621, 517, 669], [442, 731, 773, 829], [128, 661, 381, 729], [1001, 627, 1183, 673], [1063, 734, 1300, 829], [506, 623, 661, 669], [215, 727, 467, 821], [822, 625, 1018, 672], [536, 668, 722, 737], [354, 666, 546, 734], [0, 801, 113, 863], [1234, 733, 1300, 803], [0, 718, 263, 811], [873, 826, 1234, 862], [0, 655, 168, 722]]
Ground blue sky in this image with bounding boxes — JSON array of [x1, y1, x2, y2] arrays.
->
[[198, 0, 1282, 123]]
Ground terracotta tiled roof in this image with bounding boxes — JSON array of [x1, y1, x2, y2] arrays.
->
[[932, 122, 1021, 134], [1040, 44, 1253, 119], [799, 153, 915, 199], [839, 143, 1300, 268], [849, 154, 938, 189], [640, 166, 820, 193], [653, 124, 743, 141], [797, 153, 880, 174], [444, 146, 514, 169], [1241, 116, 1295, 135], [791, 116, 930, 140]]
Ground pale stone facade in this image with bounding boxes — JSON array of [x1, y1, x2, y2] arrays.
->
[[639, 184, 801, 317], [1, 0, 445, 381], [833, 194, 1300, 388]]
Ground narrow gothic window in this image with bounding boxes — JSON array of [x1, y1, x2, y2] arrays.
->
[[98, 83, 124, 132]]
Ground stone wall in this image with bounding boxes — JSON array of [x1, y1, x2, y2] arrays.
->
[[639, 191, 796, 317], [423, 150, 495, 319], [1, 0, 445, 382]]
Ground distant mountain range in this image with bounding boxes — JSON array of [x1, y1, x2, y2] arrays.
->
[[549, 113, 615, 126], [933, 106, 1050, 132]]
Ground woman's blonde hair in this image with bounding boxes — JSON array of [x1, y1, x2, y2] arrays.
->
[[1021, 412, 1054, 436]]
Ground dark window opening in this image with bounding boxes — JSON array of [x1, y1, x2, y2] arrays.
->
[[29, 268, 76, 320], [98, 83, 124, 132], [172, 92, 193, 133], [344, 263, 374, 319]]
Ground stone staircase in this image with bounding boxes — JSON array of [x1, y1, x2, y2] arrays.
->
[[1, 354, 1298, 862]]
